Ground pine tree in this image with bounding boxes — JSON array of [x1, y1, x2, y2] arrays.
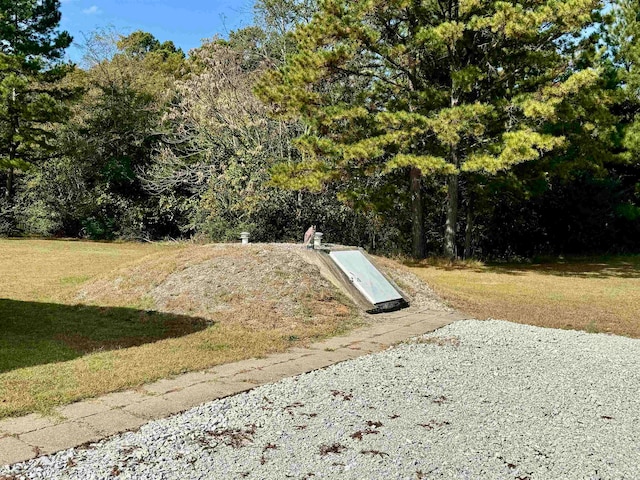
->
[[0, 0, 72, 200], [609, 0, 640, 155], [601, 0, 640, 229], [257, 0, 601, 258]]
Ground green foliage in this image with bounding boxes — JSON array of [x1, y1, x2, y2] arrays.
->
[[2, 0, 637, 259], [144, 37, 375, 246], [608, 0, 640, 162], [475, 170, 640, 257], [0, 0, 71, 63], [257, 0, 602, 258], [608, 0, 640, 96], [16, 29, 187, 239]]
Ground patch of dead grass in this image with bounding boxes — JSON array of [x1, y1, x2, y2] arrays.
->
[[408, 256, 640, 337]]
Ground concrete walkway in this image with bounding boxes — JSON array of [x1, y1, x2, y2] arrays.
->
[[0, 308, 466, 466]]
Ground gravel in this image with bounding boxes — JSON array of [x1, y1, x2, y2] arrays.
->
[[4, 319, 640, 479]]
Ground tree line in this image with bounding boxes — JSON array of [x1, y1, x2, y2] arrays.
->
[[0, 0, 638, 259]]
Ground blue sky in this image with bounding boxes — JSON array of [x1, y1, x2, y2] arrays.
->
[[59, 0, 255, 63]]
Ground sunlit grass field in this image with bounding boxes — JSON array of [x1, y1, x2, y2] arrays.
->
[[0, 239, 176, 302], [0, 239, 358, 419], [408, 256, 640, 337]]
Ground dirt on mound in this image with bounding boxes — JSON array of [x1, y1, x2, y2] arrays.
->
[[75, 244, 355, 332]]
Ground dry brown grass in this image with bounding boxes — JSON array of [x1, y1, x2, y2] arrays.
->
[[75, 244, 357, 333], [0, 240, 360, 418], [0, 325, 327, 418], [0, 239, 182, 302], [408, 256, 640, 337]]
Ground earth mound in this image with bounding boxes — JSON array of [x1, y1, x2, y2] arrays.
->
[[75, 243, 448, 332], [75, 244, 355, 332]]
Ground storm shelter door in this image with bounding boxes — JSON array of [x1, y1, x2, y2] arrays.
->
[[328, 250, 404, 307]]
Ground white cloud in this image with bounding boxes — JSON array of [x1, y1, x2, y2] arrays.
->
[[82, 5, 102, 15]]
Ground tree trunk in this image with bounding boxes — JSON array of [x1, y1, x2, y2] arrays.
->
[[5, 167, 14, 201], [445, 19, 460, 261], [410, 167, 425, 259], [444, 173, 458, 260], [464, 207, 473, 259]]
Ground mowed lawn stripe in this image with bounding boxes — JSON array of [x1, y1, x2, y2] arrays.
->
[[0, 239, 180, 302]]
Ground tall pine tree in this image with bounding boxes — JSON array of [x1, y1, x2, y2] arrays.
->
[[257, 0, 601, 258], [0, 0, 72, 200], [609, 0, 640, 155]]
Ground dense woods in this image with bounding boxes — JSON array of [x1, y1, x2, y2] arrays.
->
[[0, 0, 638, 259]]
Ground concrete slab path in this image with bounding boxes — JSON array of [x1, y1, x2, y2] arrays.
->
[[0, 308, 467, 466]]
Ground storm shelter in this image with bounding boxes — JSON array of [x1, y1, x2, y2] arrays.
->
[[328, 249, 409, 313]]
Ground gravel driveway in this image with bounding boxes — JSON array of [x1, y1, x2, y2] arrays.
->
[[3, 320, 640, 479]]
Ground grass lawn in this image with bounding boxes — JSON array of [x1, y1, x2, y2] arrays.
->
[[408, 256, 640, 337], [0, 240, 358, 419], [0, 239, 178, 302]]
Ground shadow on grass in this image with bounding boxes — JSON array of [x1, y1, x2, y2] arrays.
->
[[0, 298, 211, 374], [406, 255, 640, 279]]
